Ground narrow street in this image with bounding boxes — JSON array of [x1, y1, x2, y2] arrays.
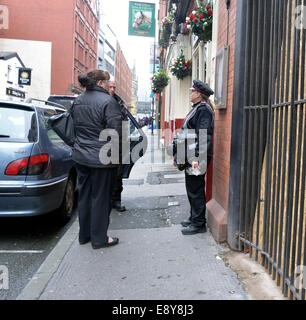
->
[[1, 0, 305, 302], [0, 210, 77, 300]]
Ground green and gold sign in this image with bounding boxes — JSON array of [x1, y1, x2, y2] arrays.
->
[[128, 1, 155, 38]]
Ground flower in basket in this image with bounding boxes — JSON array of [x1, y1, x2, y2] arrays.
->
[[185, 1, 213, 42], [152, 70, 170, 94], [170, 51, 192, 80], [162, 15, 173, 26], [160, 14, 174, 48]]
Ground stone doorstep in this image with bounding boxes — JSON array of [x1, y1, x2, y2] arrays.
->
[[207, 198, 227, 243]]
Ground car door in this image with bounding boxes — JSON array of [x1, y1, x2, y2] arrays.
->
[[122, 109, 147, 179], [36, 108, 73, 179]]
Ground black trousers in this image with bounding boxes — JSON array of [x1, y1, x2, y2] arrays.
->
[[185, 172, 207, 227], [76, 164, 117, 244], [111, 164, 124, 202]]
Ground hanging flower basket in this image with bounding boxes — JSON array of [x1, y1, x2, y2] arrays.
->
[[152, 70, 170, 94], [159, 15, 174, 49], [185, 2, 213, 42], [170, 51, 192, 80]]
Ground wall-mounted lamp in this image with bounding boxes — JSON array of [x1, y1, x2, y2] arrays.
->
[[226, 0, 231, 10]]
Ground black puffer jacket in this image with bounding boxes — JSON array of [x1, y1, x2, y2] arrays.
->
[[71, 85, 122, 168]]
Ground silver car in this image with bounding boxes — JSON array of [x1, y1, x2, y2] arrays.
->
[[0, 100, 76, 222]]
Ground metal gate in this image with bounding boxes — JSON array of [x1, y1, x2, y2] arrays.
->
[[238, 0, 305, 299]]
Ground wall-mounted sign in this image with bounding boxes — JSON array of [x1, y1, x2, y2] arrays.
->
[[6, 87, 25, 99], [128, 1, 155, 38], [214, 46, 229, 109], [18, 68, 32, 86]]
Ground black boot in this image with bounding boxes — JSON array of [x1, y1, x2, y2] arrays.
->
[[79, 236, 90, 245], [181, 218, 192, 227], [113, 201, 126, 212], [181, 225, 207, 235]]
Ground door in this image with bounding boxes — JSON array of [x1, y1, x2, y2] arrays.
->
[[122, 109, 147, 179], [35, 108, 73, 180]]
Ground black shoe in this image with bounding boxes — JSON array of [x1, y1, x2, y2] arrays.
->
[[181, 219, 192, 227], [79, 237, 90, 245], [181, 225, 207, 235], [113, 201, 126, 212], [92, 237, 119, 249]]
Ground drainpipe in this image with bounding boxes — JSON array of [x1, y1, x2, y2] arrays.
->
[[199, 41, 204, 81], [226, 0, 231, 45]]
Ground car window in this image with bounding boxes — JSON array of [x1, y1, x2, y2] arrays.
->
[[0, 105, 37, 142], [47, 97, 75, 110], [125, 111, 142, 140], [42, 109, 65, 145]]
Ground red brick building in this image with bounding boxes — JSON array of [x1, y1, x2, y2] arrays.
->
[[115, 41, 132, 107], [1, 0, 98, 95], [206, 0, 237, 243]]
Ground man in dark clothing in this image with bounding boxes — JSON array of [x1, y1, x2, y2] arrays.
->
[[109, 80, 127, 212]]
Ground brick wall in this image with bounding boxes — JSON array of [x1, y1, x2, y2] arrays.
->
[[74, 0, 99, 92], [115, 42, 132, 106], [212, 0, 237, 212]]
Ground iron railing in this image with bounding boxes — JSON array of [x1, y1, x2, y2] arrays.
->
[[239, 0, 305, 300]]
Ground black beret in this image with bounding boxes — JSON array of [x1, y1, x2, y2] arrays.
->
[[192, 79, 214, 97]]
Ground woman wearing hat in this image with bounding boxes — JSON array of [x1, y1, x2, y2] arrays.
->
[[180, 79, 215, 235]]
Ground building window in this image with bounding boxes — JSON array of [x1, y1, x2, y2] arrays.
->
[[7, 65, 13, 83], [85, 50, 88, 67], [75, 14, 78, 30], [105, 41, 115, 61], [192, 44, 200, 81], [98, 57, 104, 70], [105, 60, 114, 76], [80, 21, 85, 38]]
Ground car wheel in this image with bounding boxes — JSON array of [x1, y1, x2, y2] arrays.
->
[[58, 175, 75, 223]]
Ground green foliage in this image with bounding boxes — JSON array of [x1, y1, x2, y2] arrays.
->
[[170, 52, 192, 80], [159, 23, 172, 49], [159, 8, 175, 49], [185, 1, 213, 42], [152, 70, 170, 94]]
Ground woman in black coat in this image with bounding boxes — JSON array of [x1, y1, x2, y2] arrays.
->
[[71, 70, 123, 249], [180, 79, 215, 235]]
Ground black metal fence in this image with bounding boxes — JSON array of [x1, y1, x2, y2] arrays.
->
[[238, 0, 305, 299]]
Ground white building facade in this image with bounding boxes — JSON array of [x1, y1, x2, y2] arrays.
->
[[97, 22, 116, 78], [0, 52, 27, 102], [0, 38, 52, 100], [162, 0, 219, 147]]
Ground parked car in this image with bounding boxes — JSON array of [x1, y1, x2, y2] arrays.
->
[[0, 99, 76, 222], [0, 99, 147, 220]]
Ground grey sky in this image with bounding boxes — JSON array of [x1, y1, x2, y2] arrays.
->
[[99, 0, 159, 101]]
